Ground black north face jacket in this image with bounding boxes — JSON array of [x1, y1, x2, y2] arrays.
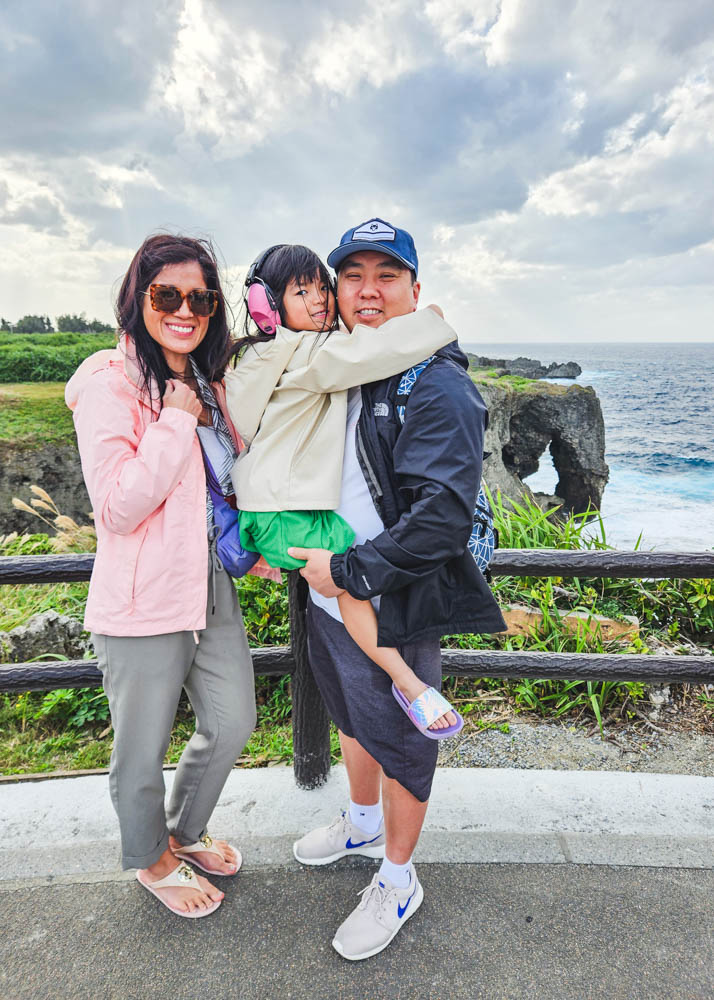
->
[[330, 340, 507, 646]]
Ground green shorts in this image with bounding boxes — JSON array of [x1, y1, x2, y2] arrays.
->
[[239, 510, 356, 570]]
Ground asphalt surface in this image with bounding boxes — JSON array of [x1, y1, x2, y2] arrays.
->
[[2, 860, 713, 1000]]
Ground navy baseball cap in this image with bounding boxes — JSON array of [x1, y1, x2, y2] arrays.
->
[[327, 217, 419, 277]]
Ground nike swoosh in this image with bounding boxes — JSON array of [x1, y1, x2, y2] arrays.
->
[[397, 882, 418, 919], [345, 833, 382, 850]]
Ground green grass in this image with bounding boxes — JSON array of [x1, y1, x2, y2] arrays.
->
[[0, 678, 345, 775], [0, 383, 76, 447], [470, 368, 592, 396], [0, 533, 89, 631], [471, 368, 534, 391]]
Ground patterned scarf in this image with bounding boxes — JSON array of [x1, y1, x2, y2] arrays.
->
[[189, 357, 236, 525]]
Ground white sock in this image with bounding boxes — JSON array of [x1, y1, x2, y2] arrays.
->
[[379, 855, 412, 889], [349, 800, 382, 834]]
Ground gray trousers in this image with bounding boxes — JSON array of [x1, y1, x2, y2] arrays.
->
[[93, 557, 256, 870]]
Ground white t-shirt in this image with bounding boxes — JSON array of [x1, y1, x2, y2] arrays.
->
[[309, 387, 385, 621]]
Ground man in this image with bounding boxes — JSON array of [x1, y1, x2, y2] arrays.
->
[[288, 218, 505, 961]]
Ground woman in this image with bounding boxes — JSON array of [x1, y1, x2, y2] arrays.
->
[[66, 234, 258, 918]]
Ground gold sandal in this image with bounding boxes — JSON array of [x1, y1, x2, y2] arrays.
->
[[173, 833, 242, 876], [136, 862, 222, 918]]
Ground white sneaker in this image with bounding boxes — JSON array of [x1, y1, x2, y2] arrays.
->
[[332, 868, 424, 961], [293, 810, 385, 866]]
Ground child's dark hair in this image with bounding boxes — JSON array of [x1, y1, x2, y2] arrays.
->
[[227, 244, 336, 365]]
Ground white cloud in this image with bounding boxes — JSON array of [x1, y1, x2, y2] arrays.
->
[[153, 0, 430, 158], [0, 158, 83, 239], [423, 0, 501, 54], [433, 223, 455, 243], [306, 0, 422, 96], [432, 229, 549, 287], [0, 26, 39, 54], [156, 0, 289, 158], [528, 69, 714, 218], [82, 159, 165, 210], [561, 76, 588, 135], [1, 223, 132, 322]]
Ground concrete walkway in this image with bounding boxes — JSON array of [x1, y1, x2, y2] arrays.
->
[[2, 766, 714, 999], [2, 764, 714, 879]]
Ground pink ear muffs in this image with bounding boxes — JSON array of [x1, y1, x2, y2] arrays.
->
[[246, 279, 281, 335]]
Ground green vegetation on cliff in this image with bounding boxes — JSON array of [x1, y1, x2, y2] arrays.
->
[[471, 367, 534, 391], [0, 384, 76, 448]]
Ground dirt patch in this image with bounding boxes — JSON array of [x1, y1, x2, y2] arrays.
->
[[439, 718, 714, 776]]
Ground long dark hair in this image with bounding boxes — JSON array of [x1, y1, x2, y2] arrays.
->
[[227, 244, 336, 366], [116, 233, 231, 400]]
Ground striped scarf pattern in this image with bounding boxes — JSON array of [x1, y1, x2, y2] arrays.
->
[[190, 357, 237, 525]]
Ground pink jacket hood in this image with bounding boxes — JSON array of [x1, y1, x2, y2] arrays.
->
[[66, 335, 160, 411], [67, 336, 275, 638]]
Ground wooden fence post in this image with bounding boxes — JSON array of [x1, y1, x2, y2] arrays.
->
[[288, 570, 331, 788]]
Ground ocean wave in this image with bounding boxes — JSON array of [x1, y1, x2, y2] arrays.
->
[[575, 370, 620, 381], [611, 453, 714, 475]]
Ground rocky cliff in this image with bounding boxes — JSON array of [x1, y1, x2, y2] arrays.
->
[[0, 439, 91, 534], [477, 376, 609, 513], [0, 377, 609, 533], [468, 354, 582, 379]]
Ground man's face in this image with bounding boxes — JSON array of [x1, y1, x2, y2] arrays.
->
[[336, 251, 420, 331]]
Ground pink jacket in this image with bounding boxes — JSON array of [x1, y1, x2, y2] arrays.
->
[[65, 336, 276, 637]]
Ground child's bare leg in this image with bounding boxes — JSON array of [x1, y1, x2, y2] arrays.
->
[[337, 591, 456, 730]]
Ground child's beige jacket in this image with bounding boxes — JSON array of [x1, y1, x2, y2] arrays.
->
[[225, 309, 456, 512]]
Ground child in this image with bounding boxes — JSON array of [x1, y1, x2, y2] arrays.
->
[[225, 244, 463, 737]]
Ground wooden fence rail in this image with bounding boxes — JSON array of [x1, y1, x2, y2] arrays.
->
[[2, 549, 713, 788], [2, 549, 714, 584], [4, 647, 714, 696]]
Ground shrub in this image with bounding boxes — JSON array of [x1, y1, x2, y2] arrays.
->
[[0, 333, 116, 382]]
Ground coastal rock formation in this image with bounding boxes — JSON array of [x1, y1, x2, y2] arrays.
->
[[468, 354, 582, 380], [547, 362, 581, 379], [477, 378, 609, 514]]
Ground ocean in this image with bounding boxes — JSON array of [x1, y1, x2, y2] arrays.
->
[[464, 342, 714, 553]]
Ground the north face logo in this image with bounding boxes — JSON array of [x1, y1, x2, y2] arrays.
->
[[373, 402, 389, 417]]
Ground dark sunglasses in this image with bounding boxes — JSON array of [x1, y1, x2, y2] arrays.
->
[[146, 283, 220, 318]]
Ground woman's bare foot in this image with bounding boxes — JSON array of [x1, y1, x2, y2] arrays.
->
[[168, 834, 239, 875], [398, 677, 458, 730], [139, 847, 224, 915]]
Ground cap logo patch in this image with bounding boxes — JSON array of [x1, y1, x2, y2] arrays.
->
[[352, 219, 396, 243]]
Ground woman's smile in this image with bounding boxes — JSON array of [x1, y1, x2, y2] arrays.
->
[[165, 320, 198, 338]]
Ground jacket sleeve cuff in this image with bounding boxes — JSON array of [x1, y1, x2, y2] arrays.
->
[[330, 553, 345, 590]]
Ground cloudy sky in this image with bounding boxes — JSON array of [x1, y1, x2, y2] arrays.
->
[[1, 0, 712, 342]]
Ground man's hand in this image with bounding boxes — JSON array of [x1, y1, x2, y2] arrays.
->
[[287, 547, 345, 597]]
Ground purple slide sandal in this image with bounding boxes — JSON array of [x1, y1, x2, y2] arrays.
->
[[391, 684, 464, 740]]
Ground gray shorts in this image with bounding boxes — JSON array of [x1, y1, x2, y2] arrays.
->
[[306, 599, 441, 802]]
